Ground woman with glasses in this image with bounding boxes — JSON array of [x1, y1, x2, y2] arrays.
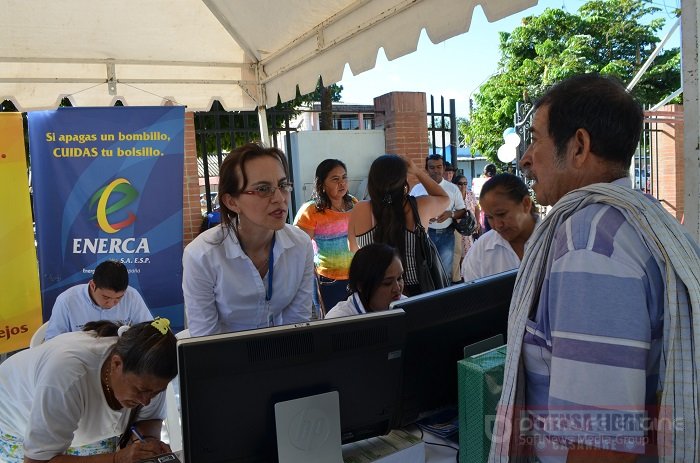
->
[[183, 143, 314, 336], [294, 159, 357, 316], [461, 173, 538, 282], [451, 174, 480, 281]]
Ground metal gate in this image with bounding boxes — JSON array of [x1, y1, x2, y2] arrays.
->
[[427, 96, 458, 168], [512, 101, 663, 202], [635, 107, 677, 200], [194, 102, 297, 213]]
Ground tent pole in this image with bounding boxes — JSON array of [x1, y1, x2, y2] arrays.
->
[[258, 106, 271, 146], [682, 0, 699, 241]]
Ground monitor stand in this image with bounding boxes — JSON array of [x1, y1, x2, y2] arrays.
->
[[274, 391, 343, 463]]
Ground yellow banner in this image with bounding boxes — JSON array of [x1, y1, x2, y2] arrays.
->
[[0, 113, 42, 353]]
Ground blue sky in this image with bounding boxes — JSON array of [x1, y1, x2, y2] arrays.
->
[[338, 0, 681, 118]]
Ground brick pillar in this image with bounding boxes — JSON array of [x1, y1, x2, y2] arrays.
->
[[650, 105, 684, 221], [374, 92, 427, 188], [183, 111, 202, 246]]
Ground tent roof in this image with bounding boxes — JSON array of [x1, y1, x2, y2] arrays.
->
[[0, 0, 537, 111]]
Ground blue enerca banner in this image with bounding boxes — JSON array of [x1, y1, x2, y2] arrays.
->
[[28, 107, 185, 331]]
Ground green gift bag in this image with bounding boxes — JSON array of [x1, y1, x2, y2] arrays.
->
[[457, 345, 507, 463]]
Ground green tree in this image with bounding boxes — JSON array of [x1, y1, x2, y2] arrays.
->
[[276, 77, 343, 114], [457, 117, 471, 147], [195, 78, 343, 155], [464, 0, 680, 162]]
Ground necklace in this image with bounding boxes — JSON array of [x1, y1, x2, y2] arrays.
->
[[236, 229, 272, 275], [253, 256, 269, 274], [102, 364, 118, 409], [103, 366, 111, 395]]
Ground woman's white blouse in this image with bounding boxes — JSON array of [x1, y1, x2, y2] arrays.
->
[[461, 229, 524, 282], [183, 224, 314, 336]]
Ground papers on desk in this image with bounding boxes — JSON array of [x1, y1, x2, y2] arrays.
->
[[342, 430, 425, 463], [138, 451, 182, 463], [415, 407, 459, 441]]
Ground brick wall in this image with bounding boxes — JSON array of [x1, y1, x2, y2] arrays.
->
[[649, 105, 684, 220], [374, 92, 428, 188], [183, 112, 202, 246]]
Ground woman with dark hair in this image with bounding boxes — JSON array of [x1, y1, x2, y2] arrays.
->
[[324, 243, 406, 318], [294, 159, 357, 314], [348, 154, 449, 296], [0, 319, 177, 463], [183, 142, 314, 336], [461, 173, 539, 282], [472, 163, 498, 233], [451, 174, 480, 280]]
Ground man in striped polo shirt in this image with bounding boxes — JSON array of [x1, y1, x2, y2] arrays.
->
[[489, 74, 700, 463]]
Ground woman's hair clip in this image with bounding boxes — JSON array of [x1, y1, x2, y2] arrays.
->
[[151, 317, 170, 335], [382, 192, 393, 206], [117, 325, 130, 337]]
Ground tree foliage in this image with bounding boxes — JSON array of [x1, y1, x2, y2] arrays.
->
[[275, 78, 343, 112], [465, 0, 681, 162], [195, 78, 343, 155]]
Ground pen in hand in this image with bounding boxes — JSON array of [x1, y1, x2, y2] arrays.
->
[[130, 425, 146, 443], [128, 425, 174, 460]]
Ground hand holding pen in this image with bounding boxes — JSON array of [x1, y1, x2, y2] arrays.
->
[[113, 426, 171, 463]]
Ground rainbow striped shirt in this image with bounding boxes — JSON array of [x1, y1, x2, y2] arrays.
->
[[294, 201, 354, 280]]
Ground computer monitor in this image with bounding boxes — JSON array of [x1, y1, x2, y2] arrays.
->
[[177, 310, 406, 463], [389, 269, 517, 426]]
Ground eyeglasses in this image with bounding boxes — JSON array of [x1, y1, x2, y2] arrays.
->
[[242, 182, 293, 198], [457, 182, 468, 186]]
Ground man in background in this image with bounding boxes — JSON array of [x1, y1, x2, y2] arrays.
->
[[443, 161, 455, 182], [45, 260, 153, 340], [410, 154, 466, 280]]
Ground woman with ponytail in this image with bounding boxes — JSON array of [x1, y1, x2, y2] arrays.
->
[[348, 154, 449, 296]]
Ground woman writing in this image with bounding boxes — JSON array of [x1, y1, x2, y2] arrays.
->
[[325, 243, 406, 318], [183, 143, 314, 336], [461, 173, 538, 282], [294, 159, 357, 314], [0, 319, 177, 463], [348, 154, 449, 296]]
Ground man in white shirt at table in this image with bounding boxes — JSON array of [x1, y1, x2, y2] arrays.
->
[[45, 260, 153, 340]]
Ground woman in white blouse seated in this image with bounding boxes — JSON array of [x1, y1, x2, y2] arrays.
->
[[183, 143, 314, 336], [325, 243, 407, 318], [461, 173, 539, 282]]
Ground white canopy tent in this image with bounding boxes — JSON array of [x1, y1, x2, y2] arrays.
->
[[0, 0, 536, 112], [0, 0, 697, 239]]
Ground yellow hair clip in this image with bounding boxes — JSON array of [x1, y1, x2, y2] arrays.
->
[[151, 317, 170, 335]]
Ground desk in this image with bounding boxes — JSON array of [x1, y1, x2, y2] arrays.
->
[[170, 428, 459, 463], [165, 406, 459, 463], [406, 425, 459, 463]]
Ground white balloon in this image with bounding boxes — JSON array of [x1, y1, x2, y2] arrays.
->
[[504, 131, 521, 147], [497, 144, 516, 163], [502, 127, 516, 141]]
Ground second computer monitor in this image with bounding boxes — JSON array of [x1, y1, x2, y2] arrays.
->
[[390, 269, 517, 426]]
